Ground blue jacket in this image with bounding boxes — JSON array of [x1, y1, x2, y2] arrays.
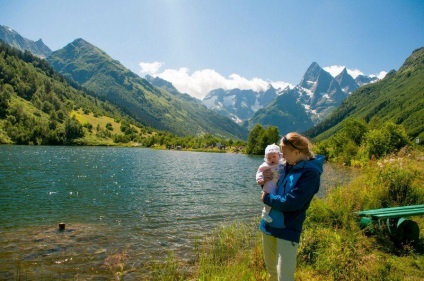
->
[[259, 155, 324, 243]]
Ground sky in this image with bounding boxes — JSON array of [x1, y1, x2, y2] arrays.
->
[[1, 0, 423, 99]]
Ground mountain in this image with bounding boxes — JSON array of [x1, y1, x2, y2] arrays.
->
[[354, 74, 379, 86], [47, 38, 248, 140], [203, 62, 378, 135], [202, 86, 280, 123], [305, 47, 424, 141], [335, 67, 359, 94], [245, 62, 353, 133], [298, 62, 349, 118], [0, 25, 52, 58], [247, 90, 314, 135]]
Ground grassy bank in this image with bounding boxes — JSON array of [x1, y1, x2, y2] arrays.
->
[[146, 149, 424, 281]]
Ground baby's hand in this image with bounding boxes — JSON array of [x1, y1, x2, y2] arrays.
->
[[262, 169, 274, 181], [257, 179, 265, 186]]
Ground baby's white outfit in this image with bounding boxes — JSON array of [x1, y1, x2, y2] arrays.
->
[[256, 144, 284, 224]]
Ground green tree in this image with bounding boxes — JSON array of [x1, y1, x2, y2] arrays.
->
[[65, 117, 85, 142], [0, 84, 13, 118], [245, 124, 265, 155], [246, 125, 280, 155], [106, 122, 113, 131], [263, 126, 280, 146]]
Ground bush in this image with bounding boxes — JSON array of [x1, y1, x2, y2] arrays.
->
[[316, 119, 412, 165], [364, 122, 410, 159]]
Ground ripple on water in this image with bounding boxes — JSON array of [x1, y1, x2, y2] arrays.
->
[[0, 146, 356, 279], [0, 223, 169, 279]]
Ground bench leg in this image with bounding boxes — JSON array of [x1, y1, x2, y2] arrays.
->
[[359, 217, 420, 247], [392, 219, 420, 246]]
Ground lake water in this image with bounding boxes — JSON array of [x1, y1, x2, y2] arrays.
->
[[0, 146, 354, 280]]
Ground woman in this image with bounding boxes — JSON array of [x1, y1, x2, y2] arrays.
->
[[259, 132, 324, 281]]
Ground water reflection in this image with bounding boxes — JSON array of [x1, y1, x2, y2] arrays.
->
[[0, 146, 355, 279]]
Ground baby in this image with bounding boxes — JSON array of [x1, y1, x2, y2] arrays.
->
[[256, 143, 284, 223]]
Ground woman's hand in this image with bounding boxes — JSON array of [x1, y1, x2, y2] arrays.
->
[[261, 191, 267, 202]]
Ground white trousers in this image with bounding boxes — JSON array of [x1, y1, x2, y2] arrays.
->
[[262, 233, 299, 281]]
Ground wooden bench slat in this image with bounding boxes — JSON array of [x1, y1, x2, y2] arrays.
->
[[369, 210, 424, 219], [359, 208, 424, 216], [356, 204, 424, 219]]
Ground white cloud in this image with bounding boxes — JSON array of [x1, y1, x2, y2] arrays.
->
[[324, 65, 388, 80], [271, 81, 292, 91], [372, 71, 388, 80], [139, 61, 292, 99], [141, 61, 388, 100], [346, 68, 364, 79], [139, 62, 164, 75], [323, 65, 364, 78], [323, 65, 345, 77]]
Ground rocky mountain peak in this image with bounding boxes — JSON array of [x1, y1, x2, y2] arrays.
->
[[0, 25, 52, 58], [335, 67, 359, 94], [299, 62, 322, 89]]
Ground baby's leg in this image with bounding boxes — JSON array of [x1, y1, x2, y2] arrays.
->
[[262, 205, 273, 223], [264, 205, 271, 214], [263, 181, 277, 194]]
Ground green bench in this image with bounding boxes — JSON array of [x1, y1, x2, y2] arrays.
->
[[356, 204, 424, 245]]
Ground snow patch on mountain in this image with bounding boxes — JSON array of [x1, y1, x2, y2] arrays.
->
[[200, 62, 380, 126], [251, 98, 262, 112], [202, 95, 219, 109]]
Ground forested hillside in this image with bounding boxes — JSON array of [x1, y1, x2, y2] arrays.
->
[[0, 42, 246, 149], [0, 42, 147, 145], [306, 47, 424, 141]]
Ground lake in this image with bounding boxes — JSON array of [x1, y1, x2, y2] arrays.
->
[[0, 146, 354, 280]]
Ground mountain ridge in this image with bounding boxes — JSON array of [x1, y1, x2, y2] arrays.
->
[[305, 47, 424, 141], [200, 61, 379, 134], [241, 62, 366, 134], [0, 25, 52, 58], [47, 38, 249, 139], [4, 24, 420, 145]]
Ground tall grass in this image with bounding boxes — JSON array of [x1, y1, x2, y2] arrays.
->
[[149, 150, 424, 280], [145, 222, 266, 281], [194, 222, 266, 281]]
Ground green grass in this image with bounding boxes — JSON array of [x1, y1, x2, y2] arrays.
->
[[70, 109, 154, 146], [147, 148, 424, 281], [71, 109, 139, 135], [145, 222, 266, 281]]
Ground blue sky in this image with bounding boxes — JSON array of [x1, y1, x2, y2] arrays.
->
[[1, 0, 423, 99]]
